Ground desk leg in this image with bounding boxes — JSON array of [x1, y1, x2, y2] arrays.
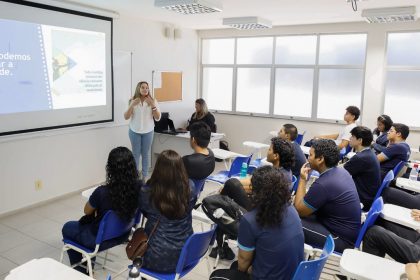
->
[[223, 159, 229, 170]]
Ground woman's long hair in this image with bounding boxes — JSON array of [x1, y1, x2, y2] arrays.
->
[[193, 98, 209, 120], [106, 147, 139, 220], [132, 81, 149, 100], [250, 166, 291, 228], [147, 150, 190, 219]]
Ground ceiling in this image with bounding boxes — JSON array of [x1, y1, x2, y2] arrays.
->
[[45, 0, 420, 29]]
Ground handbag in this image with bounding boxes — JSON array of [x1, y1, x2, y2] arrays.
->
[[126, 218, 160, 260]]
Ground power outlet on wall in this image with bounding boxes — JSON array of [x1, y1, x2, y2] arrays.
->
[[35, 179, 43, 191]]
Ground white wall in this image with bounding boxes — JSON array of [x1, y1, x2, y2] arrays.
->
[[0, 12, 198, 215], [198, 21, 420, 155]]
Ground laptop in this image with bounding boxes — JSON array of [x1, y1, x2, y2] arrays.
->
[[160, 119, 186, 135]]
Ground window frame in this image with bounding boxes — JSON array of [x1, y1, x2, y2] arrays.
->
[[200, 32, 367, 124], [383, 30, 420, 130]]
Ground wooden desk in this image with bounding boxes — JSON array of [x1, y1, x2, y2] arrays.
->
[[381, 204, 420, 231], [396, 177, 420, 193], [340, 249, 405, 280], [6, 258, 95, 280]]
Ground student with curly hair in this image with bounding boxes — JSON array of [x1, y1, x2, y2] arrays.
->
[[62, 147, 141, 274], [294, 139, 361, 253], [221, 137, 294, 211], [211, 137, 295, 260], [139, 150, 196, 273], [210, 166, 304, 280]]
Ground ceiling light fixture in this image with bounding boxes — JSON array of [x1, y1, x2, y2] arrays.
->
[[222, 17, 272, 30], [154, 0, 222, 15], [362, 6, 417, 23]]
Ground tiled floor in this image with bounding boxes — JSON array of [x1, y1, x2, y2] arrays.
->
[[0, 161, 341, 279]]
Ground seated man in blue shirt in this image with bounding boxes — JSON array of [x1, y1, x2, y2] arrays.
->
[[278, 123, 307, 178], [210, 166, 304, 280], [294, 139, 361, 253], [344, 126, 381, 210], [377, 123, 410, 180]]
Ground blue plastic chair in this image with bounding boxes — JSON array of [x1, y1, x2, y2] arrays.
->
[[373, 170, 394, 202], [60, 210, 136, 277], [339, 145, 352, 160], [139, 226, 217, 280], [392, 161, 406, 177], [354, 197, 384, 249], [295, 131, 306, 145], [191, 178, 207, 199], [207, 155, 252, 185], [292, 175, 299, 194], [291, 235, 335, 280], [247, 165, 257, 175]]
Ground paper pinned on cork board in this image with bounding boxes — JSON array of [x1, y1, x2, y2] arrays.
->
[[153, 71, 162, 89]]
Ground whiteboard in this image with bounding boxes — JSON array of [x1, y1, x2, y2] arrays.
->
[[113, 50, 132, 125]]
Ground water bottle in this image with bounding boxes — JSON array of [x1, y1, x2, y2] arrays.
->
[[240, 162, 248, 178], [127, 258, 142, 280], [409, 164, 419, 181]]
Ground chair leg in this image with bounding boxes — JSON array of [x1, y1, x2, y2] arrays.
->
[[86, 256, 93, 278], [103, 250, 109, 267], [60, 247, 66, 263]]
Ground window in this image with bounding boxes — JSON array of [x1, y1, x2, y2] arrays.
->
[[236, 68, 271, 114], [201, 34, 367, 121], [384, 32, 420, 127], [202, 68, 233, 111]]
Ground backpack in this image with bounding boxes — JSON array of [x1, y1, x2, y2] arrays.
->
[[202, 194, 246, 239]]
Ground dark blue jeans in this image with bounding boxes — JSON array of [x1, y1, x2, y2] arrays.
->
[[62, 221, 129, 274]]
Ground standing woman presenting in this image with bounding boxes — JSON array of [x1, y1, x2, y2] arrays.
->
[[124, 81, 161, 179]]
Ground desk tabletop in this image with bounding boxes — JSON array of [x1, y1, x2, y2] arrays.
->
[[340, 249, 405, 280], [6, 258, 95, 280], [381, 204, 420, 231], [396, 177, 420, 193], [242, 141, 270, 149], [212, 148, 245, 160], [300, 145, 310, 155], [81, 186, 97, 199]]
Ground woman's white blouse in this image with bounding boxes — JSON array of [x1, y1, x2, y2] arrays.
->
[[128, 99, 160, 134]]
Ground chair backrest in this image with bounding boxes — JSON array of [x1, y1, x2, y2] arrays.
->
[[134, 208, 143, 227], [392, 161, 406, 178], [175, 226, 217, 276], [295, 131, 306, 145], [247, 165, 257, 175], [292, 175, 299, 194], [373, 170, 394, 202], [191, 178, 206, 194], [292, 235, 335, 280], [228, 155, 252, 177], [354, 197, 384, 248], [95, 210, 136, 244]]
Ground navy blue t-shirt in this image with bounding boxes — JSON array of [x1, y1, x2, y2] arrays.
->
[[303, 167, 361, 245], [88, 181, 142, 233], [344, 148, 381, 210], [238, 205, 304, 280], [380, 142, 410, 180], [292, 141, 307, 178]]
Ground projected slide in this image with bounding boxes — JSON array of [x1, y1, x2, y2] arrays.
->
[[0, 18, 106, 114]]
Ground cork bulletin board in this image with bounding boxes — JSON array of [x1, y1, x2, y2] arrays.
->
[[152, 71, 182, 102]]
